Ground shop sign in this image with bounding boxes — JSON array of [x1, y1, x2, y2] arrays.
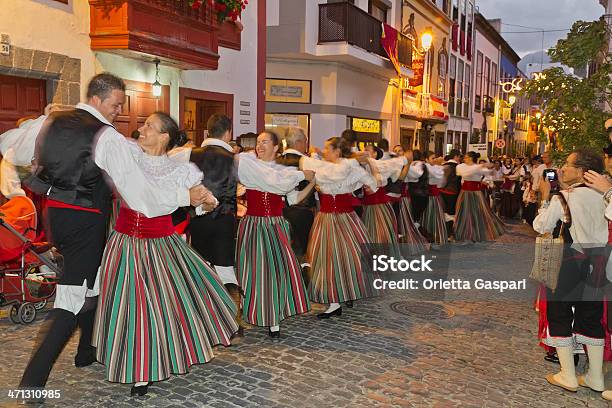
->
[[468, 143, 488, 159], [352, 118, 381, 133], [266, 79, 311, 103], [272, 115, 299, 127]]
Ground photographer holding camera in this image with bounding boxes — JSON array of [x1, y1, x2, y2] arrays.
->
[[534, 148, 608, 394]]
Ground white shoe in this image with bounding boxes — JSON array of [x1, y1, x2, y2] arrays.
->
[[602, 390, 612, 400]]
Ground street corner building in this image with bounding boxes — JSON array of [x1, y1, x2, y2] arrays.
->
[[0, 0, 265, 142]]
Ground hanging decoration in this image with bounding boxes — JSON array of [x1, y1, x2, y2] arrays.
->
[[186, 0, 248, 22]]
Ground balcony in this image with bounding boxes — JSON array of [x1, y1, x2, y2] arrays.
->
[[89, 0, 224, 69], [319, 2, 412, 67]]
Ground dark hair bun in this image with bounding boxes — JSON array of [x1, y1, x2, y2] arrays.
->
[[176, 130, 188, 147]]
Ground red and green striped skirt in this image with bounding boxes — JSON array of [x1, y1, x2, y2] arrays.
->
[[454, 190, 505, 242], [93, 232, 239, 383], [398, 196, 429, 254], [362, 203, 399, 245], [307, 211, 379, 303], [236, 215, 310, 327], [421, 195, 449, 245]]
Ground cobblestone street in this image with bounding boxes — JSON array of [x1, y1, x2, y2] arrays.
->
[[0, 223, 609, 407]]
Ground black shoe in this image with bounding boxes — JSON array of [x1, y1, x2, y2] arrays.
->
[[544, 352, 559, 364], [74, 347, 97, 367], [345, 300, 353, 309], [317, 308, 342, 319], [268, 328, 280, 338], [130, 382, 151, 397]]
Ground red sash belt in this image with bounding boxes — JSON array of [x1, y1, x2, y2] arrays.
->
[[319, 193, 356, 213], [114, 207, 174, 238], [462, 181, 482, 191], [428, 185, 440, 197], [362, 188, 390, 205], [245, 189, 284, 217], [45, 199, 101, 214], [608, 220, 612, 244]]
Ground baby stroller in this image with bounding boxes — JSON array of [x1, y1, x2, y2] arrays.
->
[[0, 196, 60, 324]]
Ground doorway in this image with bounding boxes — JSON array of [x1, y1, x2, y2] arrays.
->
[[113, 80, 170, 138], [180, 88, 233, 147], [0, 74, 46, 133]]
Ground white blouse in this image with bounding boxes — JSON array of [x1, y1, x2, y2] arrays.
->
[[367, 156, 407, 187], [533, 187, 607, 252], [426, 163, 446, 187], [456, 163, 492, 182], [301, 157, 378, 195], [405, 161, 426, 183], [237, 152, 305, 204]]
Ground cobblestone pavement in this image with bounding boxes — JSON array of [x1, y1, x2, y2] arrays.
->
[[0, 222, 610, 407]]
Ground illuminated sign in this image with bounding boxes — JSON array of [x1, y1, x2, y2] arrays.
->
[[532, 72, 546, 81], [499, 78, 523, 94], [352, 118, 381, 133]]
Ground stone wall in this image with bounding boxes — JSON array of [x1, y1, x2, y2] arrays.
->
[[0, 34, 80, 105]]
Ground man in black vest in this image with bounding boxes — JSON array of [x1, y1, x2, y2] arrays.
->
[[189, 114, 239, 289], [276, 127, 316, 277], [441, 149, 462, 238], [19, 73, 208, 392]]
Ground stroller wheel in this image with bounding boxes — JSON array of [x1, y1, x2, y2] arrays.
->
[[18, 303, 37, 324], [9, 304, 20, 324], [33, 300, 48, 310]]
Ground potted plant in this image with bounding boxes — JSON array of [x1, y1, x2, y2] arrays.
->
[[187, 0, 247, 23]]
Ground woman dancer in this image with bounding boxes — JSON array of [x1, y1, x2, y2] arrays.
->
[[236, 131, 314, 338], [94, 113, 239, 396], [421, 151, 448, 246], [455, 151, 505, 242], [396, 151, 430, 255], [361, 152, 406, 247], [301, 137, 380, 318]]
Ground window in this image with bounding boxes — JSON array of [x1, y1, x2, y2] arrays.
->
[[464, 64, 471, 118], [483, 58, 490, 100], [369, 0, 388, 23], [475, 52, 483, 111], [491, 62, 498, 101], [456, 60, 464, 117], [448, 55, 456, 115]]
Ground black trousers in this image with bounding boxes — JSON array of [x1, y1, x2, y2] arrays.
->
[[546, 249, 605, 341], [410, 195, 428, 223], [21, 208, 106, 388], [283, 206, 315, 260], [190, 213, 236, 266], [47, 208, 107, 288]]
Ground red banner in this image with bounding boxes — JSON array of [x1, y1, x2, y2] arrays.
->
[[381, 23, 400, 75], [410, 58, 424, 87]]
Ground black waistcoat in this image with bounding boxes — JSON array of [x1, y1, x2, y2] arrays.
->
[[276, 152, 316, 209], [190, 143, 237, 218], [443, 161, 462, 194], [25, 109, 111, 213]]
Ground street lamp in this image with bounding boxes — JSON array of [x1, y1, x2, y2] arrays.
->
[[152, 59, 162, 98], [508, 93, 516, 107], [421, 28, 433, 53], [535, 111, 542, 120]]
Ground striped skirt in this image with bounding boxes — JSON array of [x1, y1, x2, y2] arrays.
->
[[236, 215, 310, 327], [454, 190, 505, 242], [307, 211, 379, 303], [421, 195, 448, 245], [93, 232, 239, 384], [398, 196, 429, 254], [362, 203, 399, 245]]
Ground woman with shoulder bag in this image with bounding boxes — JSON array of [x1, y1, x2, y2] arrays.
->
[[534, 149, 608, 394]]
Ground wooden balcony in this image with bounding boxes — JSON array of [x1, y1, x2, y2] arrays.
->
[[89, 0, 225, 69]]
